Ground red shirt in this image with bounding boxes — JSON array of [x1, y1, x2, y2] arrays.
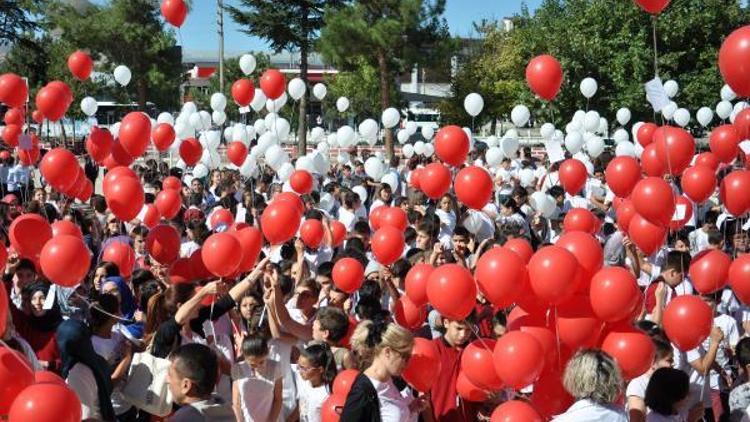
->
[[644, 276, 678, 314], [430, 337, 479, 422]]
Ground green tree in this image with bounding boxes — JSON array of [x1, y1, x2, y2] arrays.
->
[[318, 0, 453, 157], [0, 0, 46, 50], [227, 0, 346, 156]]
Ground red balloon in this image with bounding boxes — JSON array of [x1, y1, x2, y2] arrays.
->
[[371, 226, 405, 265], [40, 235, 90, 287], [290, 170, 313, 195], [141, 204, 161, 229], [86, 126, 114, 163], [681, 165, 716, 204], [17, 143, 40, 166], [394, 296, 428, 330], [189, 248, 213, 281], [434, 125, 470, 167], [719, 25, 750, 97], [730, 255, 750, 304], [380, 206, 408, 231], [637, 122, 658, 147], [504, 238, 534, 263], [330, 220, 346, 247], [491, 400, 543, 422], [455, 166, 493, 209], [558, 159, 587, 195], [161, 0, 187, 27], [631, 177, 675, 227], [261, 201, 301, 244], [0, 348, 35, 414], [2, 123, 21, 147], [426, 264, 477, 320], [35, 84, 68, 121], [299, 219, 325, 249], [405, 263, 434, 307], [402, 338, 441, 392], [669, 195, 693, 231], [528, 246, 579, 305], [556, 231, 603, 287], [169, 258, 193, 284], [3, 108, 23, 126], [695, 152, 720, 171], [0, 273, 8, 334], [332, 369, 359, 397], [163, 176, 182, 191], [232, 227, 263, 273], [689, 249, 731, 294], [8, 382, 82, 422], [461, 339, 502, 391], [105, 176, 144, 221], [663, 295, 713, 351], [259, 69, 286, 100], [202, 233, 242, 277], [103, 166, 137, 196], [320, 393, 345, 422], [179, 137, 202, 167], [225, 141, 247, 167], [589, 267, 640, 322], [628, 213, 667, 255], [0, 73, 28, 108], [9, 214, 52, 260], [563, 208, 599, 234], [525, 55, 563, 101], [34, 370, 66, 385], [633, 0, 671, 14], [119, 112, 152, 158], [519, 325, 557, 372], [409, 168, 422, 190], [736, 109, 750, 141], [108, 138, 135, 167], [369, 206, 385, 230], [47, 80, 73, 105], [76, 179, 94, 202], [719, 170, 750, 216], [31, 109, 43, 123], [152, 123, 176, 152], [709, 125, 740, 163], [146, 224, 181, 265], [601, 330, 655, 380], [231, 79, 255, 106], [419, 162, 452, 199], [154, 189, 181, 220], [67, 50, 93, 80], [475, 247, 526, 308], [209, 208, 234, 230], [456, 371, 489, 402], [653, 126, 695, 176], [273, 191, 305, 215], [102, 241, 135, 278], [332, 258, 364, 293], [605, 156, 641, 198], [39, 148, 79, 193], [493, 331, 544, 389], [615, 199, 637, 233], [555, 294, 604, 350], [641, 143, 665, 177], [530, 371, 574, 419]]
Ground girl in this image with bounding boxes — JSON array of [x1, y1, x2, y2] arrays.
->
[[435, 194, 457, 246], [627, 336, 674, 422], [370, 184, 392, 214], [294, 343, 337, 422], [497, 197, 529, 235], [644, 368, 691, 421], [232, 335, 283, 422], [10, 282, 61, 370]]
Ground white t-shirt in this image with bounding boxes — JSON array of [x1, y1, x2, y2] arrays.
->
[[434, 209, 456, 245], [294, 367, 330, 422], [626, 372, 650, 401], [552, 399, 628, 422], [367, 376, 416, 422], [66, 363, 101, 421], [686, 313, 739, 393], [338, 208, 357, 231], [232, 359, 283, 422]]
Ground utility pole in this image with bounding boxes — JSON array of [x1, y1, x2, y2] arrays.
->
[[217, 0, 225, 92]]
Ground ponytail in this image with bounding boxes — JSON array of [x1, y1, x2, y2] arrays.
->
[[301, 343, 338, 392]]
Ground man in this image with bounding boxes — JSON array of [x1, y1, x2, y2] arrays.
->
[[644, 250, 692, 324], [167, 343, 234, 421]]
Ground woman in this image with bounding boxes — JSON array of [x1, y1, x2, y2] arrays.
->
[[100, 275, 143, 342], [11, 282, 62, 370], [232, 335, 283, 422], [553, 349, 628, 421], [340, 317, 429, 422], [370, 184, 392, 214], [644, 368, 692, 421], [496, 197, 529, 235]]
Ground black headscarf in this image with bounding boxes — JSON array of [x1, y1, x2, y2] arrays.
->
[[56, 318, 115, 421], [22, 282, 62, 332]]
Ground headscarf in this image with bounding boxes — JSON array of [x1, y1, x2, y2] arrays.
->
[[100, 276, 143, 340], [57, 318, 115, 421], [22, 282, 62, 332]]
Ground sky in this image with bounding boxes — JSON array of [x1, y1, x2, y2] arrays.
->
[[180, 0, 543, 60]]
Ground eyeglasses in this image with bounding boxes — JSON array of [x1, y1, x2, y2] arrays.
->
[[297, 365, 320, 373]]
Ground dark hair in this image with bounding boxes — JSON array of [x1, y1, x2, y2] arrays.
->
[[358, 279, 382, 301], [89, 293, 120, 329], [300, 343, 337, 392], [317, 262, 333, 279], [453, 226, 470, 239], [353, 221, 370, 237], [707, 229, 723, 247], [356, 296, 383, 321], [492, 310, 507, 328], [97, 261, 120, 278], [138, 280, 161, 312], [644, 367, 689, 415], [662, 250, 691, 274], [343, 191, 359, 209], [241, 334, 270, 357], [737, 337, 750, 368], [171, 343, 219, 398], [316, 306, 350, 343], [15, 258, 36, 274]]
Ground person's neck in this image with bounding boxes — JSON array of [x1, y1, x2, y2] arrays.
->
[[181, 394, 211, 406], [309, 377, 323, 388], [364, 361, 390, 383]]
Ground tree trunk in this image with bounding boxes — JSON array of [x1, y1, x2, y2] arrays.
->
[[377, 49, 394, 158], [137, 78, 147, 110], [297, 43, 309, 157]]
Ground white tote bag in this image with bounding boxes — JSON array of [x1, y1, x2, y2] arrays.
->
[[121, 352, 174, 417]]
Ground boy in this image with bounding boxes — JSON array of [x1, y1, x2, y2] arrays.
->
[[644, 250, 692, 324]]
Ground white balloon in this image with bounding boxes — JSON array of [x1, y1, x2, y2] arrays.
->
[[381, 173, 399, 192], [311, 126, 325, 143], [296, 156, 315, 173], [717, 101, 733, 120], [270, 117, 290, 141], [565, 120, 582, 134], [381, 108, 400, 128], [312, 83, 327, 100], [210, 93, 227, 111], [239, 54, 256, 75], [319, 193, 335, 213], [352, 185, 368, 203], [511, 105, 530, 127], [157, 112, 174, 126], [696, 107, 713, 127], [734, 101, 748, 115], [182, 102, 197, 115], [540, 123, 555, 139], [250, 89, 267, 112], [327, 133, 338, 148], [287, 78, 306, 101], [579, 77, 598, 99], [485, 147, 503, 166], [256, 132, 277, 155], [254, 119, 267, 136], [205, 130, 221, 150], [175, 122, 193, 139], [597, 117, 609, 135], [223, 126, 233, 142], [421, 126, 434, 140], [188, 113, 202, 130], [631, 122, 644, 143], [663, 80, 679, 98], [113, 65, 131, 86], [586, 136, 605, 158], [504, 128, 519, 140], [311, 151, 329, 174], [336, 97, 350, 113], [616, 108, 631, 126], [199, 110, 212, 130], [212, 110, 226, 126], [277, 162, 294, 182], [518, 169, 535, 187], [337, 151, 349, 165], [463, 93, 484, 117], [615, 141, 636, 158], [565, 132, 584, 154], [721, 84, 737, 102], [80, 96, 98, 117], [613, 128, 629, 144], [573, 110, 586, 124], [662, 102, 677, 120], [673, 108, 690, 127], [358, 119, 378, 139], [530, 191, 555, 218], [316, 141, 329, 154], [264, 144, 287, 170], [336, 125, 355, 148], [405, 121, 418, 136], [193, 163, 209, 178], [501, 136, 519, 158], [583, 111, 600, 132], [423, 143, 434, 157], [239, 155, 257, 177], [413, 141, 425, 156], [402, 144, 414, 158], [397, 130, 409, 144], [245, 126, 256, 142]]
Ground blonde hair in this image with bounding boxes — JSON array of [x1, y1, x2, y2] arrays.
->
[[563, 349, 623, 404], [350, 319, 413, 369]]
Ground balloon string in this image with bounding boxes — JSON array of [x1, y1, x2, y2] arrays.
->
[[466, 319, 492, 353], [652, 16, 659, 78], [0, 338, 36, 374], [553, 305, 561, 372]]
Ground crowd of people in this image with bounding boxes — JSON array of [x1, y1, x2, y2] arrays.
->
[[1, 136, 750, 422]]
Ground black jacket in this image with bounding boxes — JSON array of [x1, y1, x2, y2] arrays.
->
[[340, 373, 381, 422]]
